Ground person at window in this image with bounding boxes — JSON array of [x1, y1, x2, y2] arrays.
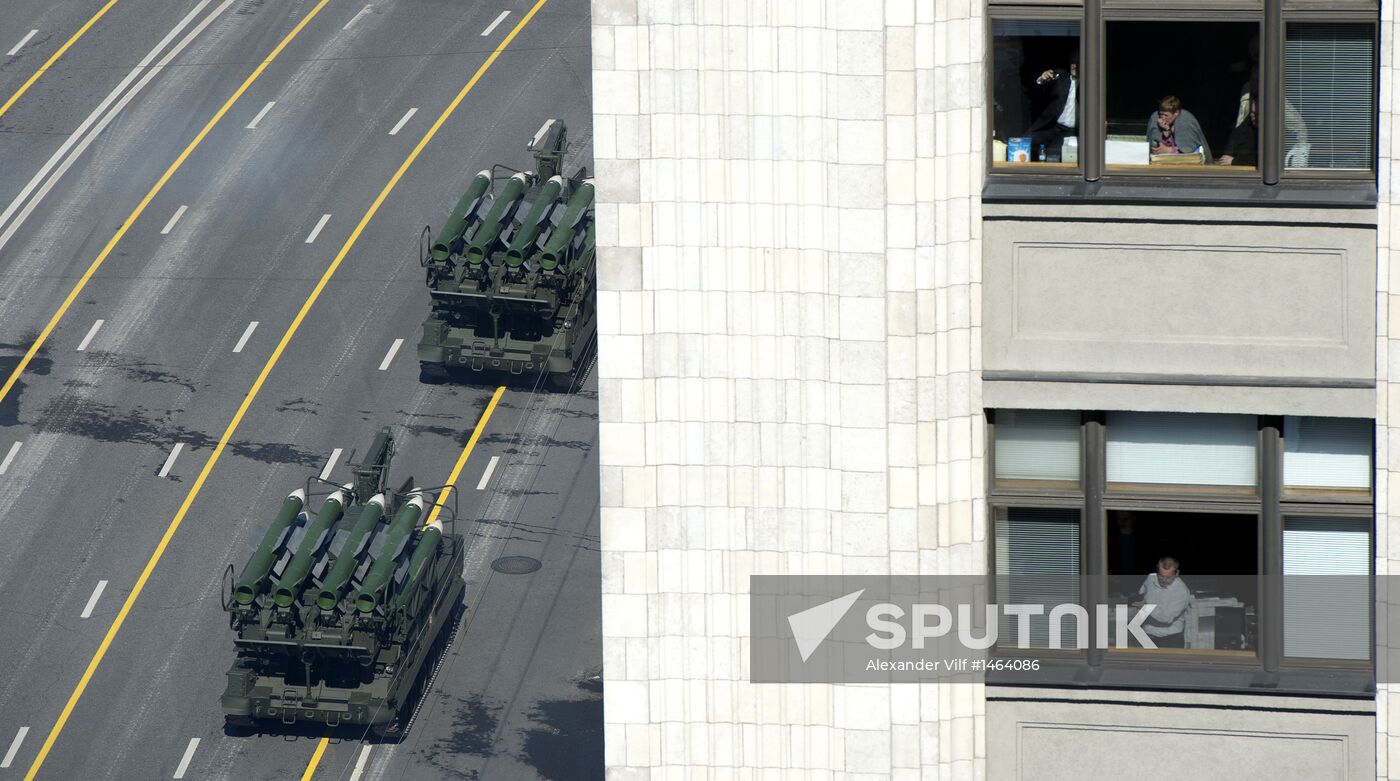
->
[[1219, 92, 1257, 166], [1130, 556, 1191, 648], [1147, 95, 1211, 161], [1026, 51, 1078, 160], [1232, 71, 1310, 166]]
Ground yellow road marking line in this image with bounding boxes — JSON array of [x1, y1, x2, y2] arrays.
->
[[294, 381, 502, 774], [293, 385, 501, 777], [426, 386, 506, 527], [18, 0, 336, 775], [0, 0, 122, 120], [22, 0, 551, 776], [0, 0, 332, 412], [298, 736, 330, 781]]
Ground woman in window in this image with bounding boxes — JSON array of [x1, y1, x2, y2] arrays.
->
[[1147, 95, 1212, 161]]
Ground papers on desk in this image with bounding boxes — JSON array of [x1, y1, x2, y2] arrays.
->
[[1105, 136, 1148, 165], [1150, 151, 1205, 166]]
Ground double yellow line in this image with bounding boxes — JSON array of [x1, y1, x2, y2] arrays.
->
[[16, 0, 552, 777]]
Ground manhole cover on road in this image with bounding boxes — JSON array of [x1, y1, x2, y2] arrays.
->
[[491, 555, 542, 574]]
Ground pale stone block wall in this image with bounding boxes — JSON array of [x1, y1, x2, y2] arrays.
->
[[592, 0, 986, 776], [1381, 3, 1398, 778]]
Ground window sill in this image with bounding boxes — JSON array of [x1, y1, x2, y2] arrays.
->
[[982, 175, 1377, 209], [986, 657, 1374, 698]]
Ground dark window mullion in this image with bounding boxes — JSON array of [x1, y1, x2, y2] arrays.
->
[[1261, 419, 1284, 672], [1262, 0, 1284, 183], [1084, 0, 1103, 181], [1084, 413, 1107, 666]]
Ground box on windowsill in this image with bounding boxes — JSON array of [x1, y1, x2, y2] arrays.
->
[[1062, 136, 1078, 164], [1006, 137, 1031, 163]]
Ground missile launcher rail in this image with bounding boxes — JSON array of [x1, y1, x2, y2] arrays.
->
[[416, 118, 596, 388], [220, 428, 465, 737]]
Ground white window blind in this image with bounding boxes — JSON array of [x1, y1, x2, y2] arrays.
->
[[1106, 412, 1257, 487], [1285, 22, 1376, 171], [1283, 416, 1372, 490], [994, 410, 1081, 483], [1283, 516, 1370, 660], [995, 507, 1080, 648]]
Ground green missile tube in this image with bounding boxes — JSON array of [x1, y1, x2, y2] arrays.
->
[[354, 495, 427, 613], [313, 493, 387, 611], [431, 170, 492, 262], [577, 219, 596, 272], [389, 520, 444, 612], [538, 181, 594, 270], [232, 489, 306, 606], [464, 172, 531, 265], [271, 485, 351, 608], [504, 176, 564, 267]]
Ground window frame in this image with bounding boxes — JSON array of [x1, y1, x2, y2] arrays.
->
[[986, 6, 1087, 177], [1277, 14, 1380, 182], [984, 0, 1379, 187], [985, 409, 1376, 695]]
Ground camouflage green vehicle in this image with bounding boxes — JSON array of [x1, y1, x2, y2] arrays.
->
[[416, 119, 595, 387], [220, 428, 464, 737]]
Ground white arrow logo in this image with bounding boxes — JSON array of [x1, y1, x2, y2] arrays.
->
[[787, 589, 864, 662]]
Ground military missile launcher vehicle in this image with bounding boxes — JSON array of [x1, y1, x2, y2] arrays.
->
[[416, 118, 595, 387], [220, 428, 465, 736]]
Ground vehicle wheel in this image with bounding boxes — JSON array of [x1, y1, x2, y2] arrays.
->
[[223, 715, 256, 737], [419, 362, 448, 384], [547, 371, 574, 392]]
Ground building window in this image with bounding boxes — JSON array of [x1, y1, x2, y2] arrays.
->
[[1105, 412, 1257, 491], [987, 1, 1378, 183], [992, 409, 1081, 487], [1283, 515, 1370, 660], [1283, 415, 1373, 492], [1107, 509, 1258, 652], [1284, 22, 1377, 171], [995, 507, 1082, 648], [988, 410, 1374, 692], [1105, 21, 1260, 169], [991, 19, 1081, 167]]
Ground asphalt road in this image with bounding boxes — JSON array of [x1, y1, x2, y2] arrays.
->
[[0, 1, 599, 779]]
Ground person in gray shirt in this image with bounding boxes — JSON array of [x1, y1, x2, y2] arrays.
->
[[1131, 556, 1191, 648], [1146, 95, 1212, 162]]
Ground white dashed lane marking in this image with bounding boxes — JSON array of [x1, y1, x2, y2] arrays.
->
[[348, 745, 372, 780], [320, 448, 343, 481], [80, 580, 108, 619], [233, 321, 258, 353], [160, 204, 187, 234], [7, 30, 38, 56], [481, 10, 510, 36], [389, 107, 417, 136], [305, 213, 331, 243], [476, 455, 500, 490], [245, 100, 275, 129], [344, 4, 372, 29], [76, 319, 104, 351], [0, 727, 28, 768], [172, 738, 199, 779], [158, 443, 184, 478], [0, 441, 20, 475], [377, 338, 403, 371]]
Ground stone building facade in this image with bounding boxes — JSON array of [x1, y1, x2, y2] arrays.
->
[[592, 0, 1387, 777]]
